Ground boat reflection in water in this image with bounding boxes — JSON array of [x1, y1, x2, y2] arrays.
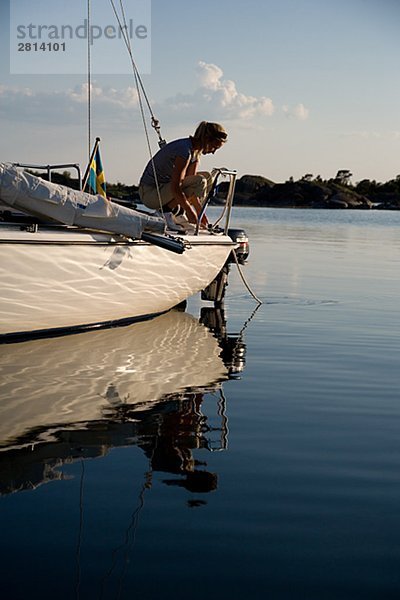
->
[[0, 307, 247, 498]]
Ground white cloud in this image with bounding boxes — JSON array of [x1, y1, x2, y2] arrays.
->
[[0, 61, 309, 128], [196, 61, 224, 91], [69, 83, 139, 108], [161, 61, 276, 123], [163, 62, 311, 124], [282, 103, 310, 121], [192, 60, 275, 119], [0, 83, 139, 126]]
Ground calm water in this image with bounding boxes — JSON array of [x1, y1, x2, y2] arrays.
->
[[1, 208, 400, 599]]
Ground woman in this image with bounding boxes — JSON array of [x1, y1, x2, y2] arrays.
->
[[138, 121, 227, 230]]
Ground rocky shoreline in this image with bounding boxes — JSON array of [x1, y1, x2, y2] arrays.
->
[[41, 169, 400, 210], [214, 173, 400, 210]]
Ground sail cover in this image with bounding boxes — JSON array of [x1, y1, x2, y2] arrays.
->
[[0, 163, 164, 238]]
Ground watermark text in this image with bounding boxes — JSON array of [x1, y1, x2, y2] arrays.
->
[[10, 0, 151, 75]]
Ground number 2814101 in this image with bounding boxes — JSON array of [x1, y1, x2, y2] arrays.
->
[[18, 42, 66, 52]]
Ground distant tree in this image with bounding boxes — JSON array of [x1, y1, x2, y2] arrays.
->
[[335, 170, 352, 185], [377, 177, 400, 195], [301, 173, 313, 182], [355, 179, 373, 195]]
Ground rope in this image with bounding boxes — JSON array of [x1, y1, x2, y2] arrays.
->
[[232, 250, 263, 305], [109, 0, 164, 213]]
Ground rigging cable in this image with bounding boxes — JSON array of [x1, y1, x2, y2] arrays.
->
[[108, 0, 165, 213], [87, 0, 92, 162], [75, 459, 85, 600], [112, 0, 164, 145]]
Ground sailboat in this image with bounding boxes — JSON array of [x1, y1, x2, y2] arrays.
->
[[0, 3, 250, 340], [0, 161, 248, 338]]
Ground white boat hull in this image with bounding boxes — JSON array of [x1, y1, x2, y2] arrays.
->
[[0, 225, 235, 336]]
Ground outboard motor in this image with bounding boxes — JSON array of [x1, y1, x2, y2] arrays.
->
[[227, 228, 249, 265]]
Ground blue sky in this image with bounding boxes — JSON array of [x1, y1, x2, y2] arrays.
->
[[1, 0, 399, 185]]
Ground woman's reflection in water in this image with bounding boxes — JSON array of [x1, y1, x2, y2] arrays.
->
[[137, 392, 218, 506]]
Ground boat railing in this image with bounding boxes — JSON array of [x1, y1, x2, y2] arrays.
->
[[13, 163, 83, 191], [196, 168, 237, 235]]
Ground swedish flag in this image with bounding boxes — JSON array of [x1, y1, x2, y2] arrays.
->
[[87, 146, 107, 198]]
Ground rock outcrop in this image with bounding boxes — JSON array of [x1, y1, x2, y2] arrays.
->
[[215, 175, 374, 209]]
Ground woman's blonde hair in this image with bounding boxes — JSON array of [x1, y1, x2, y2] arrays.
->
[[192, 121, 227, 157]]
